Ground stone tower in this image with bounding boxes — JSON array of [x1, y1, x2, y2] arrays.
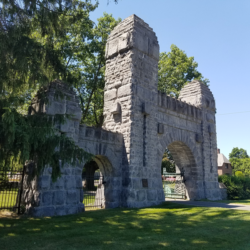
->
[[103, 15, 164, 207]]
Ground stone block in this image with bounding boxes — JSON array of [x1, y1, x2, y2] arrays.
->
[[66, 106, 82, 121], [134, 32, 148, 55], [94, 129, 101, 139], [133, 178, 141, 189], [42, 191, 53, 206], [62, 168, 71, 175], [60, 119, 75, 133], [66, 190, 77, 204], [38, 175, 50, 190], [85, 127, 95, 137], [53, 191, 65, 205], [75, 175, 83, 189], [137, 190, 145, 201], [29, 207, 44, 217], [117, 85, 131, 98], [127, 189, 136, 200], [104, 89, 117, 101], [51, 177, 64, 190], [148, 39, 159, 60], [64, 176, 76, 189], [147, 190, 157, 201], [66, 205, 78, 215], [43, 206, 55, 217], [55, 206, 67, 216], [75, 167, 83, 176], [106, 38, 118, 58], [46, 101, 66, 115], [111, 102, 121, 115]]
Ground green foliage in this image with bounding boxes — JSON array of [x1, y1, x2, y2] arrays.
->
[[158, 44, 209, 98], [0, 108, 92, 181], [219, 175, 250, 200], [0, 0, 97, 180], [161, 148, 175, 173], [74, 13, 121, 127], [229, 147, 249, 159], [235, 171, 245, 178], [229, 157, 250, 177]]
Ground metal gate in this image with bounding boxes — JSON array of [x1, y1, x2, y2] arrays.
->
[[82, 174, 105, 210], [0, 166, 25, 214], [162, 171, 186, 199]]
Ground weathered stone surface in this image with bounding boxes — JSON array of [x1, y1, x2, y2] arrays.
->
[[64, 176, 76, 190], [42, 191, 53, 206], [53, 191, 65, 205], [66, 190, 77, 204], [23, 14, 221, 218], [38, 176, 50, 190]]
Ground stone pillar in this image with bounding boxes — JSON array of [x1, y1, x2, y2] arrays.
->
[[103, 15, 164, 207], [23, 80, 85, 216], [179, 80, 221, 200]]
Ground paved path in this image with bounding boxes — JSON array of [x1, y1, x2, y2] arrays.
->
[[167, 199, 250, 211]]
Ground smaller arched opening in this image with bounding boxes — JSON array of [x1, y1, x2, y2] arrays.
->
[[161, 141, 198, 200], [82, 155, 118, 210]]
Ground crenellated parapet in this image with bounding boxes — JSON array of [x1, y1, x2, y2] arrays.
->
[[157, 91, 202, 120]]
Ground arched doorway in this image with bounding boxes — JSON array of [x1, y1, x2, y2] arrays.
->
[[82, 155, 119, 210], [161, 141, 198, 200]]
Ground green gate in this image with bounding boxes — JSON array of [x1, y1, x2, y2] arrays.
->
[[162, 171, 186, 199]]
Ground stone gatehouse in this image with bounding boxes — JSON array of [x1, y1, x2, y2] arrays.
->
[[23, 14, 221, 217]]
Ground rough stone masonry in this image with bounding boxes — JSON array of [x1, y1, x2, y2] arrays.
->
[[22, 14, 221, 217]]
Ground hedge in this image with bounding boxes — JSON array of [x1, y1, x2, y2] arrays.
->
[[219, 175, 250, 200]]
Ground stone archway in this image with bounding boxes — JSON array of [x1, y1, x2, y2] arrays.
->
[[82, 155, 121, 209], [167, 141, 198, 200], [158, 130, 205, 200]]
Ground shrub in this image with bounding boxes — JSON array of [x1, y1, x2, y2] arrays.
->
[[219, 175, 250, 200]]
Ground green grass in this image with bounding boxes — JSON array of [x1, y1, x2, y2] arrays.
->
[[1, 202, 250, 250]]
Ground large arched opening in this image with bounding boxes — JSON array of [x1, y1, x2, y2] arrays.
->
[[161, 141, 198, 200], [82, 155, 118, 210]]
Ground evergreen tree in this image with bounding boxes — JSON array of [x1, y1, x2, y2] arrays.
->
[[0, 0, 98, 180]]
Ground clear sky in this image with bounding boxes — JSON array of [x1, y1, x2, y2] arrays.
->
[[90, 0, 250, 158]]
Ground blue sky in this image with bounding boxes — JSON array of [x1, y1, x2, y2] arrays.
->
[[90, 0, 250, 158]]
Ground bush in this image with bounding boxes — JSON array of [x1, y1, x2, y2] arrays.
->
[[235, 171, 244, 177], [219, 175, 250, 200]]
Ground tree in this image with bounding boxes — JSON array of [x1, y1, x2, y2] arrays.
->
[[229, 147, 249, 177], [229, 147, 249, 159], [0, 0, 99, 180], [161, 148, 175, 173], [158, 44, 209, 98], [74, 13, 121, 127]]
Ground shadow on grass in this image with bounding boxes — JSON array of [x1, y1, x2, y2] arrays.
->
[[1, 202, 250, 250]]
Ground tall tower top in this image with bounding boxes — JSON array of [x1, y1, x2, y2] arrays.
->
[[105, 14, 159, 61]]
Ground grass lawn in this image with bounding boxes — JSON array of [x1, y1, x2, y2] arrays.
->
[[1, 202, 250, 250]]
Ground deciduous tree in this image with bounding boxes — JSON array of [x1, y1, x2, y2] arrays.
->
[[158, 44, 209, 98]]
